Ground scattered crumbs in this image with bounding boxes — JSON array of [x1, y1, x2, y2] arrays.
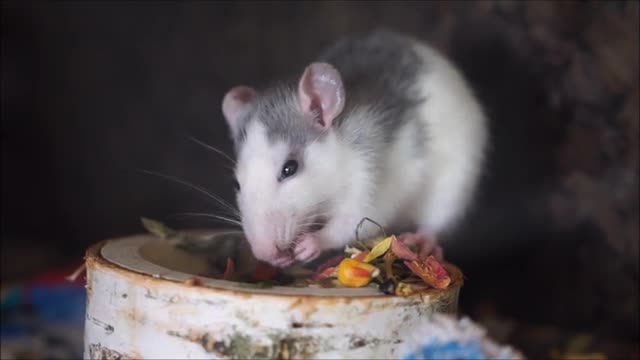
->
[[184, 277, 203, 286]]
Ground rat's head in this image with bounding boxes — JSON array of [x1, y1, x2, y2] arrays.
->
[[221, 63, 347, 265]]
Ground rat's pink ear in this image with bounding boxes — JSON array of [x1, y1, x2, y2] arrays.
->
[[298, 62, 345, 129], [222, 85, 257, 137]]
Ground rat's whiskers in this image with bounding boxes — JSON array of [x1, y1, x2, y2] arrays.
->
[[138, 169, 240, 217], [189, 136, 236, 165]]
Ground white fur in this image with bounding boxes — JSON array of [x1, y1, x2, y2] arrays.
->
[[317, 110, 430, 248], [411, 42, 489, 237], [235, 121, 289, 260]]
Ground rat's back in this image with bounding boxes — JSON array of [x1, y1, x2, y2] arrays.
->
[[316, 30, 428, 141], [318, 29, 489, 238]]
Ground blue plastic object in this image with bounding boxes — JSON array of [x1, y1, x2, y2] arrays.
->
[[404, 340, 488, 360]]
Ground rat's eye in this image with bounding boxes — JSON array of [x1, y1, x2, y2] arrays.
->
[[280, 160, 298, 180], [233, 179, 240, 192]]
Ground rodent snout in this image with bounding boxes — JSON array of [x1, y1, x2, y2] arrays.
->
[[244, 212, 294, 262], [275, 243, 290, 253]]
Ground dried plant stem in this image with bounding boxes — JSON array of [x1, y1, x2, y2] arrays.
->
[[354, 217, 387, 249]]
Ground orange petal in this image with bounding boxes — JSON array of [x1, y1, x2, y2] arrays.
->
[[404, 256, 451, 289], [424, 256, 450, 282]]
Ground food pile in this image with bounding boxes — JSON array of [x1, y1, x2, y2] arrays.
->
[[304, 231, 452, 296], [141, 217, 454, 296]]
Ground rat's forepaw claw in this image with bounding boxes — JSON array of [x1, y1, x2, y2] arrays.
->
[[293, 234, 322, 263]]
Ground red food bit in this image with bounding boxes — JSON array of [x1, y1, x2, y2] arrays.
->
[[311, 254, 345, 280], [312, 266, 337, 281], [253, 261, 280, 282], [223, 258, 235, 281]]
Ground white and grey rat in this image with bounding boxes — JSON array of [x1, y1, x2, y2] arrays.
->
[[221, 30, 488, 268]]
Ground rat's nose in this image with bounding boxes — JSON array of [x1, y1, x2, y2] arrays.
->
[[250, 242, 278, 262]]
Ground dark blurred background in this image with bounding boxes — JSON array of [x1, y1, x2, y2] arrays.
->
[[2, 1, 638, 358]]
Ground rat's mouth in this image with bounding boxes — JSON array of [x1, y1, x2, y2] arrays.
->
[[288, 215, 330, 251], [272, 215, 328, 255], [297, 214, 329, 237]]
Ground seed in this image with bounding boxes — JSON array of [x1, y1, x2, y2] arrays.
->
[[337, 258, 380, 287], [379, 279, 396, 295]]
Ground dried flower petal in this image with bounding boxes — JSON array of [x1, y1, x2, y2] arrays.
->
[[425, 256, 450, 285], [391, 236, 419, 261], [363, 235, 394, 263], [312, 254, 345, 280], [337, 258, 380, 287], [405, 256, 451, 289]]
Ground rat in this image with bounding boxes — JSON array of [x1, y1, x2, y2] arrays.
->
[[220, 29, 488, 268]]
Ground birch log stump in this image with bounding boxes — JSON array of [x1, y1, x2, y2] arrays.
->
[[83, 231, 464, 359]]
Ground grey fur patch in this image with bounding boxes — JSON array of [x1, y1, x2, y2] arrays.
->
[[231, 82, 324, 158], [233, 29, 428, 162], [319, 29, 428, 162], [256, 83, 324, 154]]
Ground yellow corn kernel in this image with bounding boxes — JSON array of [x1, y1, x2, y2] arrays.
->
[[337, 258, 380, 287]]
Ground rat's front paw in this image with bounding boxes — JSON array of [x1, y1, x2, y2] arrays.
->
[[293, 233, 322, 263], [397, 232, 444, 261], [271, 253, 295, 268]]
